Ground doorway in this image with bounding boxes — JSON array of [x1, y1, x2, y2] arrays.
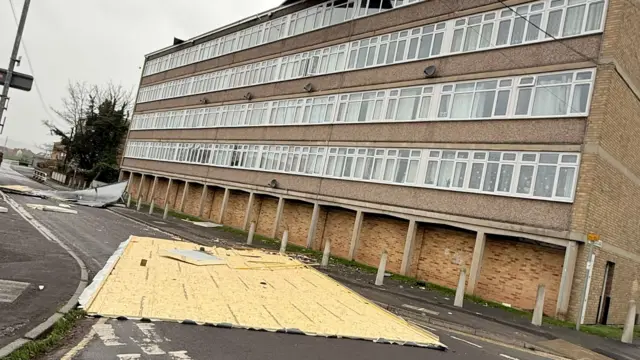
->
[[596, 261, 615, 324]]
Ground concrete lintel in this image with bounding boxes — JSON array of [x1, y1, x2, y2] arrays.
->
[[272, 197, 285, 239], [556, 241, 578, 318], [467, 231, 486, 295], [218, 188, 230, 224], [306, 203, 320, 249], [400, 219, 418, 275], [243, 192, 255, 230], [120, 166, 577, 245], [348, 210, 364, 261]]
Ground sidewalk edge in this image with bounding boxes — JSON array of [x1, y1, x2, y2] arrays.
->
[[0, 191, 88, 358]]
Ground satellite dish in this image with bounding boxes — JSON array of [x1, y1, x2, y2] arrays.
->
[[423, 65, 437, 78], [268, 179, 278, 188]]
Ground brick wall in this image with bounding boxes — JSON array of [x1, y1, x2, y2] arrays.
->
[[168, 180, 180, 210], [128, 173, 141, 199], [248, 194, 263, 230], [222, 190, 249, 228], [599, 0, 640, 87], [415, 225, 475, 289], [319, 208, 356, 259], [183, 183, 203, 217], [208, 187, 225, 222], [152, 178, 169, 208], [255, 196, 278, 237], [476, 236, 564, 314], [356, 214, 408, 273], [278, 199, 316, 247], [200, 186, 216, 219]]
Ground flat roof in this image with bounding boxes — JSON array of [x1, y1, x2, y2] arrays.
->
[[145, 0, 306, 59]]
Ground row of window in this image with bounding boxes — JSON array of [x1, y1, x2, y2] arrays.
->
[[142, 0, 422, 76], [137, 0, 606, 103], [131, 69, 595, 130], [125, 141, 581, 202]]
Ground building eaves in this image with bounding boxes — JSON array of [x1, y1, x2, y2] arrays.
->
[[144, 0, 308, 59]]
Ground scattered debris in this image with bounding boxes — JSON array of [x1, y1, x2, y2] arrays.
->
[[502, 303, 512, 308], [448, 312, 452, 315], [38, 285, 44, 291], [419, 287, 426, 290], [0, 181, 128, 208], [191, 221, 222, 228], [384, 272, 391, 277], [160, 248, 227, 266], [153, 221, 167, 225], [26, 204, 78, 214], [58, 203, 72, 208], [0, 206, 7, 213]]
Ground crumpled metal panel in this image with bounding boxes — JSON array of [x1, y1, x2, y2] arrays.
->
[[0, 181, 128, 208]]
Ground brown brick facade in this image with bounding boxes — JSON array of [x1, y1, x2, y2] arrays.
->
[[475, 236, 564, 315], [355, 215, 408, 274]]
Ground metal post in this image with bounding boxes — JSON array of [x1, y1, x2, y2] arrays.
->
[[577, 239, 597, 330], [0, 0, 31, 126]]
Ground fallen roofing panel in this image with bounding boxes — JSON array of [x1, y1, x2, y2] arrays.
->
[[0, 181, 128, 208], [80, 236, 445, 349]]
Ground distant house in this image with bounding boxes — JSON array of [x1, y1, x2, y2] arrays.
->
[[51, 142, 66, 161]]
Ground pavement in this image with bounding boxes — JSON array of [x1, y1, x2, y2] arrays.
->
[[0, 164, 630, 360]]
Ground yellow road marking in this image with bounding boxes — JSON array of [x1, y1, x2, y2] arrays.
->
[[60, 318, 105, 360]]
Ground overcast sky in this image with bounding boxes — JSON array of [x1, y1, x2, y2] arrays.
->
[[0, 0, 282, 152]]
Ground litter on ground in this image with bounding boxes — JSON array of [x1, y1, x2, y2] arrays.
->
[[0, 206, 7, 213], [27, 203, 78, 214], [0, 181, 128, 208], [80, 236, 445, 349]]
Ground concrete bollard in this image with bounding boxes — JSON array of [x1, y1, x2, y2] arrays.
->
[[279, 230, 289, 254], [247, 221, 256, 245], [622, 300, 637, 344], [126, 193, 132, 208], [321, 239, 331, 267], [532, 284, 546, 326], [148, 199, 155, 215], [375, 251, 388, 286], [163, 203, 170, 220], [136, 196, 143, 211], [454, 269, 466, 308]]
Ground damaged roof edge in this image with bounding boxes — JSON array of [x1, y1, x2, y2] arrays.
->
[[144, 0, 307, 59]]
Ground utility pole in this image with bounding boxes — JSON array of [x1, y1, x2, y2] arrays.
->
[[0, 0, 32, 127]]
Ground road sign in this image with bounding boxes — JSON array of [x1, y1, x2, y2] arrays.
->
[[587, 232, 600, 241], [0, 68, 33, 92]]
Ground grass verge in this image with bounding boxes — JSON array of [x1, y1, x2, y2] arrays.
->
[[3, 309, 85, 360]]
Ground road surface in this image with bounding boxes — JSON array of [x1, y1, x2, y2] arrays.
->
[[0, 163, 560, 360]]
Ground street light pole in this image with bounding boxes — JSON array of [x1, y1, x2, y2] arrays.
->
[[0, 0, 32, 128]]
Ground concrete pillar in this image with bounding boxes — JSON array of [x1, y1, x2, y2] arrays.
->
[[321, 239, 331, 267], [622, 300, 637, 344], [247, 221, 256, 245], [243, 192, 255, 230], [136, 174, 145, 211], [163, 178, 173, 220], [148, 176, 158, 215], [556, 241, 579, 318], [218, 188, 230, 224], [279, 230, 289, 254], [348, 210, 364, 261], [375, 251, 388, 286], [126, 191, 132, 208], [400, 219, 418, 275], [467, 231, 487, 294], [118, 170, 124, 182], [306, 203, 320, 249], [198, 184, 208, 218], [454, 269, 466, 308], [532, 284, 546, 326], [178, 181, 189, 213], [271, 197, 285, 238]]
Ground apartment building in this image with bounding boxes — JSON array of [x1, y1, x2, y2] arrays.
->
[[120, 0, 640, 325]]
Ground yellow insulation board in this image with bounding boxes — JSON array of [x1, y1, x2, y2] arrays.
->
[[84, 236, 445, 348]]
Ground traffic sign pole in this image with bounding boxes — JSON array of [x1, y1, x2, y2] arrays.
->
[[0, 0, 31, 133], [576, 233, 600, 330]]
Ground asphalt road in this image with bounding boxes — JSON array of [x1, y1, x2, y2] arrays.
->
[[0, 164, 559, 360]]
